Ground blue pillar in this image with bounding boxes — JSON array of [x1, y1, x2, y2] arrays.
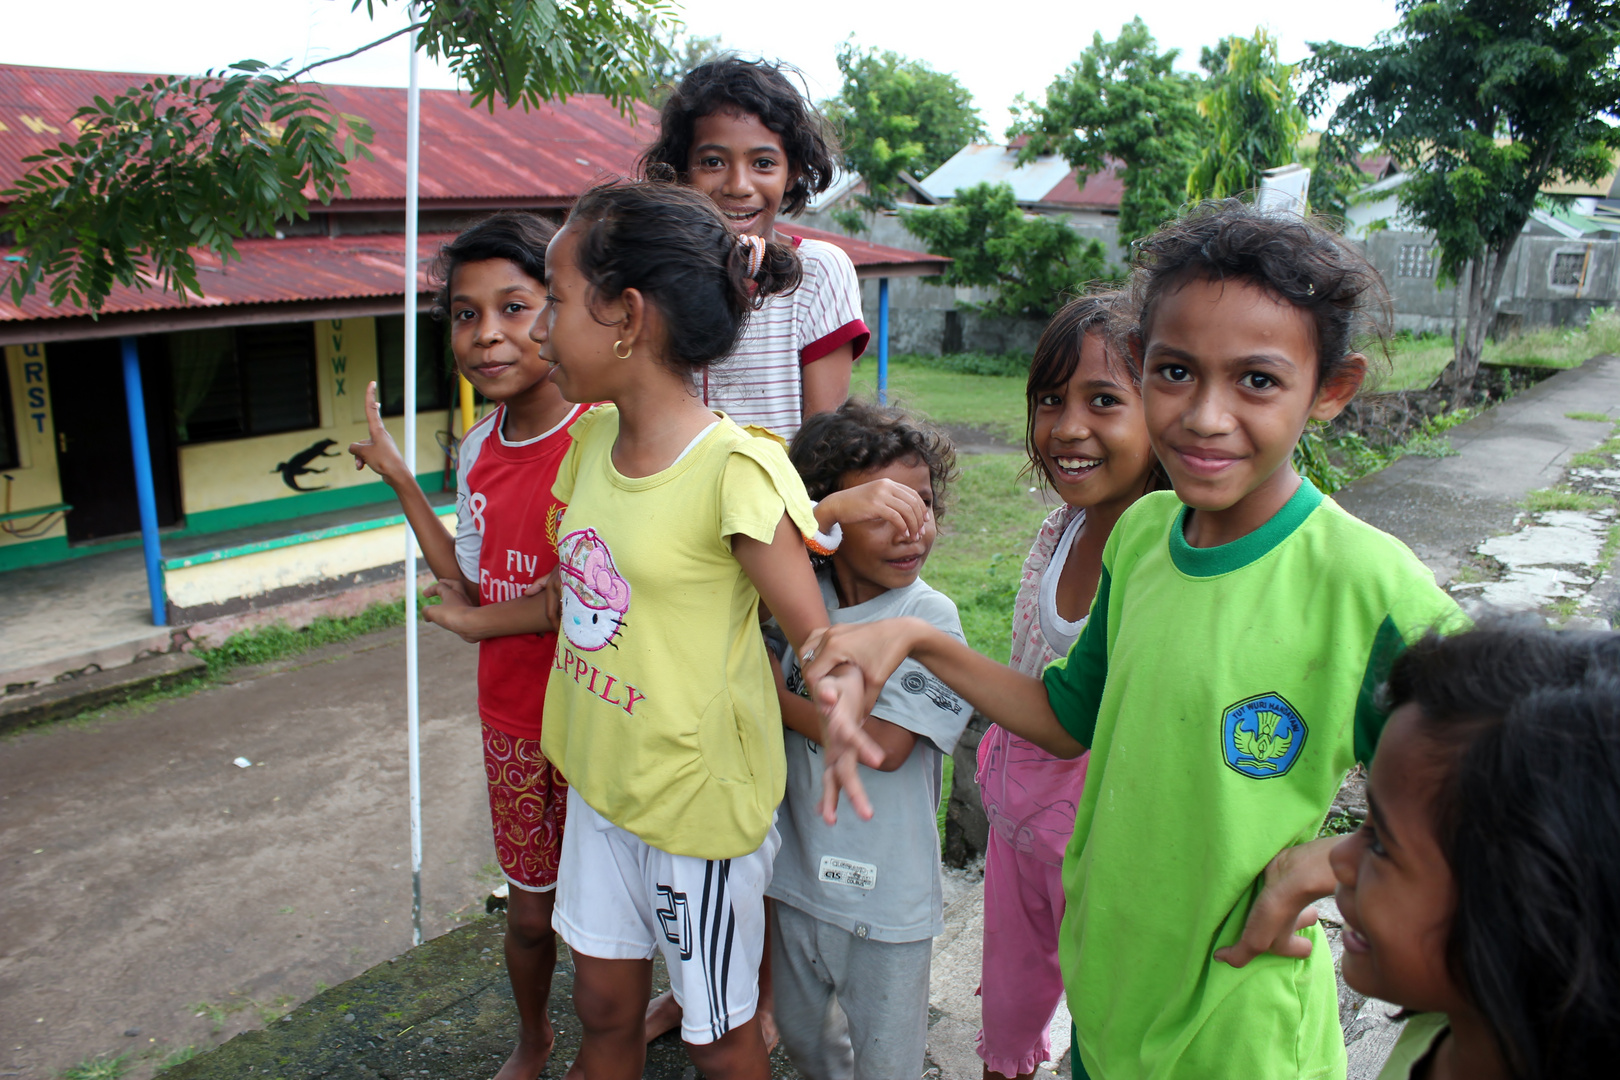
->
[[120, 336, 166, 627], [877, 276, 890, 406]]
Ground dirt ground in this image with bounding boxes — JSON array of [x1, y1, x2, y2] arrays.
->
[[0, 624, 497, 1080]]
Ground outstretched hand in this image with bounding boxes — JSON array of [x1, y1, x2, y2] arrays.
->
[[1213, 836, 1340, 968], [817, 479, 929, 542], [801, 620, 920, 824], [347, 382, 408, 484]]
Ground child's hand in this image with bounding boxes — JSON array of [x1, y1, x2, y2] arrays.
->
[[817, 479, 929, 541], [1213, 836, 1340, 968], [802, 622, 913, 823], [812, 661, 881, 822], [524, 568, 564, 628], [347, 382, 409, 484], [423, 578, 476, 641]]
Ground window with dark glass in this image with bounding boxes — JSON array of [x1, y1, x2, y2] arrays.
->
[[376, 314, 452, 416], [0, 366, 19, 470], [170, 323, 319, 444]]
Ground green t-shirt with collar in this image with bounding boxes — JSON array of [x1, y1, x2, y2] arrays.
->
[[1043, 480, 1464, 1080]]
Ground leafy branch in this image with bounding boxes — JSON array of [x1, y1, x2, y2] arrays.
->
[[0, 0, 675, 313]]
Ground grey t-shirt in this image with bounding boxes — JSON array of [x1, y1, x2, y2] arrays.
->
[[768, 572, 970, 942]]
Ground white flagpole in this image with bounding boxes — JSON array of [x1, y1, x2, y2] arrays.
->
[[403, 24, 424, 948]]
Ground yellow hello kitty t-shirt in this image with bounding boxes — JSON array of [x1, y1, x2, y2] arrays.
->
[[542, 405, 818, 860]]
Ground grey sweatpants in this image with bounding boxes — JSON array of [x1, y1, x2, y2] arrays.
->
[[769, 901, 934, 1080]]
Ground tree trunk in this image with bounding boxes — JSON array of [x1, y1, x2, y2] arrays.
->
[[1441, 238, 1517, 405]]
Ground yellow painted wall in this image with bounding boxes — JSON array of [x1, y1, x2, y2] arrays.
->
[[1, 343, 65, 549], [178, 316, 451, 515], [165, 510, 457, 609]]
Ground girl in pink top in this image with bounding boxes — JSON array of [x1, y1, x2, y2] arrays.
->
[[977, 295, 1167, 1080]]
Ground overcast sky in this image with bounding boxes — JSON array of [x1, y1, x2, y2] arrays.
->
[[2, 0, 1402, 130]]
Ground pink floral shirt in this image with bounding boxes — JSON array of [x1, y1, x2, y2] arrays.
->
[[975, 504, 1092, 866]]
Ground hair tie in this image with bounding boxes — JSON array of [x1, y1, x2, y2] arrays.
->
[[738, 234, 766, 280]]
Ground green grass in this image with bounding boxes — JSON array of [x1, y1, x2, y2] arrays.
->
[[1382, 308, 1620, 391], [1382, 335, 1458, 392], [1521, 488, 1616, 513], [1567, 411, 1611, 423], [851, 356, 1028, 443], [156, 1046, 198, 1071], [1570, 424, 1620, 469], [58, 1054, 130, 1080], [924, 456, 1052, 662]]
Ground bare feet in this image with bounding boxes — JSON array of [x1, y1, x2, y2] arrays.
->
[[493, 1023, 555, 1080], [758, 1005, 780, 1055], [643, 989, 682, 1043]]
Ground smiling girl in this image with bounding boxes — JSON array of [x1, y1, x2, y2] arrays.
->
[[978, 294, 1166, 1080], [348, 212, 581, 1080], [531, 181, 861, 1080], [1332, 625, 1620, 1079], [802, 201, 1468, 1079], [641, 58, 868, 437]]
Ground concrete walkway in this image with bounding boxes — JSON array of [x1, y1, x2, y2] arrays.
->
[[0, 494, 454, 694]]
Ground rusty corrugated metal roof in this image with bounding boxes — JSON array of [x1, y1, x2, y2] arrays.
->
[[0, 63, 947, 327], [786, 223, 949, 278], [1038, 160, 1125, 212], [0, 225, 946, 324], [0, 63, 657, 205], [0, 232, 454, 322]]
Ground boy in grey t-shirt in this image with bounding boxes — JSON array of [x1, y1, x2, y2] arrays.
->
[[770, 402, 969, 1079]]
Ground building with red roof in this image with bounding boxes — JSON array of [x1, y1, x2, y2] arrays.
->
[[0, 63, 943, 579]]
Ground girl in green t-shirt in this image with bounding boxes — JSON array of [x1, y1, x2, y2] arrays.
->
[[1332, 624, 1620, 1080], [801, 200, 1465, 1079]]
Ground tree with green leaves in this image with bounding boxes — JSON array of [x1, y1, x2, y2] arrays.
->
[[1186, 29, 1307, 201], [901, 182, 1109, 319], [823, 41, 985, 228], [1, 0, 673, 312], [1010, 18, 1205, 245], [1307, 0, 1620, 396]]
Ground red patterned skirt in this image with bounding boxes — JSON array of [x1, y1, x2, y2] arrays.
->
[[482, 721, 568, 892]]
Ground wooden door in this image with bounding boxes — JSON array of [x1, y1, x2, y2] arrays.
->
[[47, 338, 181, 543]]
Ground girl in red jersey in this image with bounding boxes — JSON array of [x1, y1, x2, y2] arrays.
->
[[349, 211, 580, 1080]]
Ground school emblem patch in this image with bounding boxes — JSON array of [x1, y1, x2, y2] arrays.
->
[[1221, 693, 1307, 779]]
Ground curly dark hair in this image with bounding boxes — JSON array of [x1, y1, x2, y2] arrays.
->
[[1116, 199, 1392, 390], [428, 211, 558, 318], [639, 57, 839, 217], [564, 180, 801, 371], [789, 400, 958, 519], [1024, 292, 1170, 494], [1384, 623, 1620, 1079]]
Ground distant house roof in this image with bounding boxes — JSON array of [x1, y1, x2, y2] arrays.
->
[[917, 144, 1120, 212], [0, 63, 659, 210]]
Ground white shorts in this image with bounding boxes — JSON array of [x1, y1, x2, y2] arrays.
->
[[553, 787, 780, 1045]]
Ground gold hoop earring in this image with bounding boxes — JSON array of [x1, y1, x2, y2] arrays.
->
[[613, 339, 633, 360]]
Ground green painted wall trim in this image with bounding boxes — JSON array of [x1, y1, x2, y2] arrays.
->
[[0, 471, 446, 575], [0, 536, 73, 573]]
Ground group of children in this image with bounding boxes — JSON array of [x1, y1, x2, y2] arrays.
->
[[347, 55, 1620, 1080]]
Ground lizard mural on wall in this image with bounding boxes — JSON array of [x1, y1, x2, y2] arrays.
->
[[272, 439, 340, 492]]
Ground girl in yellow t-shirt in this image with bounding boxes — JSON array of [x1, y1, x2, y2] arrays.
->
[[530, 180, 859, 1080]]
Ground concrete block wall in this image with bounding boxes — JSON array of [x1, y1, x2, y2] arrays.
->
[[1365, 229, 1619, 337]]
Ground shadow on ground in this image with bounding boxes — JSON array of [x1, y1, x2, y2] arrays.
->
[[158, 915, 800, 1080]]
